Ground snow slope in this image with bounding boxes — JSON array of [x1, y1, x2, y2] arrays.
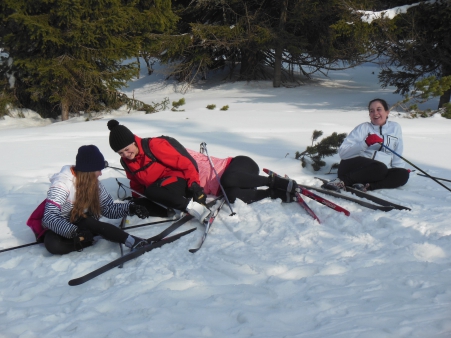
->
[[0, 62, 450, 337]]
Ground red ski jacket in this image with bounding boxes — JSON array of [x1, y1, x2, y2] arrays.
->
[[123, 136, 201, 196]]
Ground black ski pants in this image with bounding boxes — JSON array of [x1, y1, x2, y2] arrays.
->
[[337, 156, 409, 191], [144, 176, 192, 211], [44, 216, 129, 255], [220, 156, 273, 204]]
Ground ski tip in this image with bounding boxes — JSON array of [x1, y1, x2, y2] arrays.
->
[[68, 279, 82, 286], [188, 248, 199, 254]]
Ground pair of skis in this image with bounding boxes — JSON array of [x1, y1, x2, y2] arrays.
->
[[263, 169, 351, 223], [69, 198, 224, 286], [314, 177, 411, 211], [263, 168, 410, 221]]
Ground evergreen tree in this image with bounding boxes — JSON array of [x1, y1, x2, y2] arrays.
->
[[135, 0, 179, 76], [373, 0, 451, 108], [296, 130, 347, 172], [158, 0, 376, 87], [0, 0, 177, 120]]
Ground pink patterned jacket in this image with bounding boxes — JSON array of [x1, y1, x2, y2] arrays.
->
[[187, 149, 233, 196]]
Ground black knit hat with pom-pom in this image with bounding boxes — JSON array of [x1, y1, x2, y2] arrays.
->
[[107, 119, 135, 152]]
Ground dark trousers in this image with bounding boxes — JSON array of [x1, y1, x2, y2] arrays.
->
[[220, 156, 272, 204], [338, 156, 409, 190], [144, 177, 191, 211], [44, 216, 129, 255], [132, 197, 169, 217]]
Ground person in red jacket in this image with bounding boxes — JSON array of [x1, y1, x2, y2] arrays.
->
[[107, 120, 298, 223], [108, 119, 212, 224]]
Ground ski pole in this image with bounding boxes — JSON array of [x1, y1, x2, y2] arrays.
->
[[116, 179, 146, 198], [115, 179, 171, 211], [417, 173, 451, 183], [200, 142, 236, 216], [0, 241, 40, 253], [104, 160, 125, 171], [123, 218, 174, 230], [118, 215, 126, 269], [380, 144, 451, 193]]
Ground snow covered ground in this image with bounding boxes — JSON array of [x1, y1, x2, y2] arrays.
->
[[0, 62, 450, 337]]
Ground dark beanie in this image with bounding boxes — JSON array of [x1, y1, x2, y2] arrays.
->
[[107, 119, 135, 152], [75, 145, 105, 172]]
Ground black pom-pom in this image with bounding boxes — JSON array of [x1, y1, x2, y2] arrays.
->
[[107, 119, 119, 131]]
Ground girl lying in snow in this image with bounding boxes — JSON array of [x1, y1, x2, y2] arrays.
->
[[107, 119, 297, 224]]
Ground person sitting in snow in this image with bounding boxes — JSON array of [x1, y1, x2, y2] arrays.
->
[[323, 98, 410, 193], [41, 145, 164, 255], [107, 120, 297, 224]]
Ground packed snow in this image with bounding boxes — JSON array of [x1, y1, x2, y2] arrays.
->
[[0, 62, 450, 337]]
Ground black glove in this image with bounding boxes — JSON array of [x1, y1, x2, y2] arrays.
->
[[73, 230, 94, 252], [129, 203, 150, 219], [190, 182, 207, 205]]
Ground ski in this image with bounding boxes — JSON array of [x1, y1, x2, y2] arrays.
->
[[189, 198, 226, 253], [314, 177, 411, 211], [118, 214, 128, 269], [297, 183, 394, 211], [283, 174, 320, 223], [263, 169, 350, 217], [123, 218, 174, 231], [68, 228, 196, 286], [293, 191, 321, 223], [294, 184, 350, 216], [68, 197, 222, 285]]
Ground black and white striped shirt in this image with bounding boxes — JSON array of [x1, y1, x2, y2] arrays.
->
[[42, 165, 131, 238]]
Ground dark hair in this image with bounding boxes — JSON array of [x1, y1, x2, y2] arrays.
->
[[368, 98, 389, 111]]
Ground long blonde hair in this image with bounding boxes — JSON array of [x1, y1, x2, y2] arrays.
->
[[70, 170, 101, 223]]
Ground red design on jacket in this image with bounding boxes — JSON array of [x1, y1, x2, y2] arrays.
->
[[123, 136, 201, 196]]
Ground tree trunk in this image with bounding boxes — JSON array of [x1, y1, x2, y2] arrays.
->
[[438, 64, 451, 109], [274, 46, 283, 88], [143, 56, 154, 75], [61, 99, 69, 121], [240, 49, 260, 80], [438, 89, 451, 109], [273, 0, 288, 88]]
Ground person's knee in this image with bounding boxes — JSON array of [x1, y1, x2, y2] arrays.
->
[[223, 187, 237, 203], [398, 169, 410, 186], [44, 231, 75, 255]]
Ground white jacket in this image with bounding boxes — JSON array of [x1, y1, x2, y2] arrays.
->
[[338, 121, 405, 168]]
